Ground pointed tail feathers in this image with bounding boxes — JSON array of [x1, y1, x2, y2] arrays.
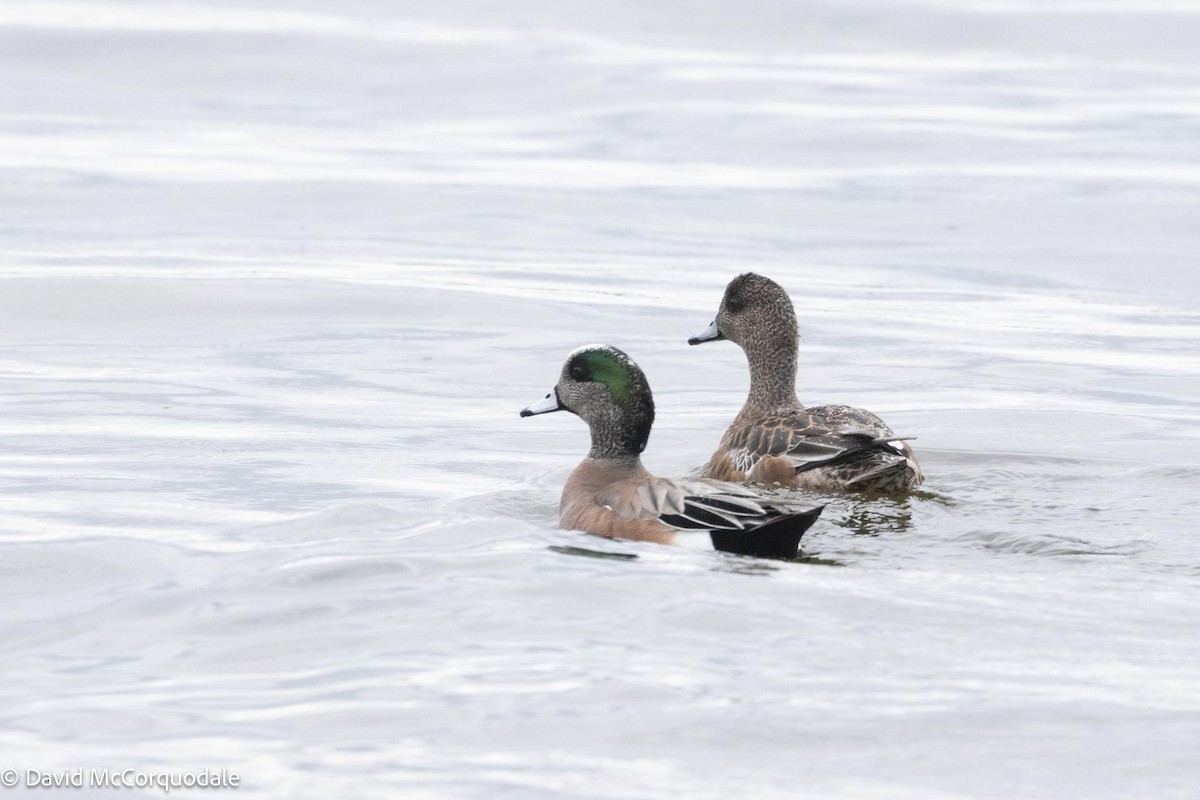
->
[[709, 505, 824, 560]]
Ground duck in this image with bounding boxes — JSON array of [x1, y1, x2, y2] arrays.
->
[[521, 344, 824, 559], [688, 272, 924, 493]]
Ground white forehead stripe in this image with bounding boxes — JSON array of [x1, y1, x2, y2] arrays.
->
[[567, 343, 634, 366]]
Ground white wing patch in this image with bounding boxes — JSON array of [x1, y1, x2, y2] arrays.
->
[[599, 475, 820, 535], [656, 486, 779, 532]]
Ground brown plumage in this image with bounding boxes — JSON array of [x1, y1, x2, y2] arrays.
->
[[521, 344, 824, 559], [689, 273, 924, 493]]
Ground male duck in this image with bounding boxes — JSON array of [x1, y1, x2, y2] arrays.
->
[[521, 344, 824, 559], [689, 273, 924, 493]]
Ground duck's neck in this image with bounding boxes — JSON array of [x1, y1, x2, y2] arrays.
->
[[586, 416, 649, 462], [582, 452, 645, 475], [742, 331, 801, 415]]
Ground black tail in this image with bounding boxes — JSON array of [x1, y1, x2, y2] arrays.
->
[[709, 506, 824, 560]]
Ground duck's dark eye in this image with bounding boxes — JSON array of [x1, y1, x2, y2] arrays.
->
[[569, 363, 588, 381], [725, 294, 744, 314]]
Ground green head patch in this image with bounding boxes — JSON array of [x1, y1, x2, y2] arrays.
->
[[567, 345, 639, 408], [562, 344, 655, 455]]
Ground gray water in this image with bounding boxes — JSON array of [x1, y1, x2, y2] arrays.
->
[[2, 1, 1199, 798]]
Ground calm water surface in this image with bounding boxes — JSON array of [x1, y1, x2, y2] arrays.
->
[[1, 1, 1199, 798]]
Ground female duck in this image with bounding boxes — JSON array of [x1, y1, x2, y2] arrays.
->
[[521, 344, 823, 559], [689, 273, 923, 493]]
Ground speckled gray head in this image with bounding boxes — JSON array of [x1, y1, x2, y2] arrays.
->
[[688, 272, 799, 353], [521, 344, 656, 458]]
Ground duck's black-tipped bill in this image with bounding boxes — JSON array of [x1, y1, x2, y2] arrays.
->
[[688, 318, 724, 346], [520, 389, 563, 417]]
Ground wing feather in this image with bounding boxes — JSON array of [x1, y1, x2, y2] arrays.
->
[[718, 406, 917, 476], [657, 486, 780, 533], [600, 475, 820, 541]]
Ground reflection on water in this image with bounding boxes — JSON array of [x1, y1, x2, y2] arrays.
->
[[830, 495, 918, 537], [548, 544, 639, 561], [790, 553, 845, 568], [709, 556, 783, 575]]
